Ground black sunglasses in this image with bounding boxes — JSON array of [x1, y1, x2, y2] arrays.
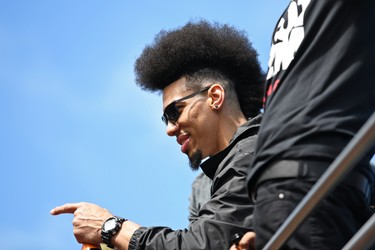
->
[[162, 86, 211, 125]]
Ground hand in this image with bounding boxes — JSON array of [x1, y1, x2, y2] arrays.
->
[[229, 231, 256, 250], [50, 202, 113, 246]]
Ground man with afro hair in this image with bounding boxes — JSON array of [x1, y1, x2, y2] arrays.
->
[[51, 20, 264, 250]]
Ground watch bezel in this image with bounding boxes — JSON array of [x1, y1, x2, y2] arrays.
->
[[101, 216, 126, 248], [102, 217, 117, 232]]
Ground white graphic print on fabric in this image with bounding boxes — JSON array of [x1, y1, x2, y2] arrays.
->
[[266, 0, 311, 80]]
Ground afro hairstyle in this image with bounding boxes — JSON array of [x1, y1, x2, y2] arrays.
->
[[134, 20, 264, 118]]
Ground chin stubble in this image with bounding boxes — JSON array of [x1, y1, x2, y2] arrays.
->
[[189, 149, 203, 171]]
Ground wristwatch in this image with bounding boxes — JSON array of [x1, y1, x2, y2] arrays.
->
[[101, 215, 127, 248]]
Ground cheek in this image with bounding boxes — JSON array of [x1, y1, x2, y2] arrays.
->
[[195, 128, 215, 154], [187, 109, 201, 123]]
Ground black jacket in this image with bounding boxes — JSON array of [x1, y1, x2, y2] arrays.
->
[[129, 115, 261, 250]]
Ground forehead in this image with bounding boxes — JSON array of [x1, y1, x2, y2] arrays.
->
[[162, 77, 189, 109]]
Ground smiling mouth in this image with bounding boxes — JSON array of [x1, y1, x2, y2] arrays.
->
[[177, 134, 190, 154]]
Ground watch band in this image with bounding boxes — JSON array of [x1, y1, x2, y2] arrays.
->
[[101, 216, 127, 248]]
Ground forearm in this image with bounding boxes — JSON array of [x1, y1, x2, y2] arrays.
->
[[129, 218, 252, 250]]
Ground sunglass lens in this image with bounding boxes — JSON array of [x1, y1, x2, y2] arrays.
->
[[163, 103, 179, 125]]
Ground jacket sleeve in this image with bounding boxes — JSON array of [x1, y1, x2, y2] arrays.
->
[[128, 136, 256, 250], [188, 172, 212, 223]]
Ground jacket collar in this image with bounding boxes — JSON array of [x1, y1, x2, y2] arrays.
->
[[200, 114, 262, 179]]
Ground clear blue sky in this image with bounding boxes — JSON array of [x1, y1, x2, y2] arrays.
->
[[2, 1, 372, 250]]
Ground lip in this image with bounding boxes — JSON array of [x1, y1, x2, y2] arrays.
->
[[177, 134, 190, 153]]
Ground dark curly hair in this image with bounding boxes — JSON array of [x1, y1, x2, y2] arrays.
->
[[134, 20, 264, 118]]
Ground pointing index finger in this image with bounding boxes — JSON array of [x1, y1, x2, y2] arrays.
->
[[50, 203, 81, 215]]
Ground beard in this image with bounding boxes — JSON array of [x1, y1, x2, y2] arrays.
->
[[189, 149, 203, 171]]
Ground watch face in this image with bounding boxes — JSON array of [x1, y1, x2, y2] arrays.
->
[[103, 218, 117, 231]]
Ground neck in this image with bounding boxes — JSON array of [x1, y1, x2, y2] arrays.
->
[[216, 112, 247, 151]]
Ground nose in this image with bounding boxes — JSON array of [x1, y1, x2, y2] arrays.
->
[[166, 122, 179, 136]]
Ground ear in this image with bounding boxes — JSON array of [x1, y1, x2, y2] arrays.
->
[[208, 84, 225, 110]]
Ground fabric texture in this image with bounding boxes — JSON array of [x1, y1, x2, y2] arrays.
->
[[248, 0, 375, 249], [249, 0, 375, 182], [255, 178, 373, 249], [188, 172, 212, 223]]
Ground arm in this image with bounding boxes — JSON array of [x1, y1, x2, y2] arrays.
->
[[50, 160, 252, 250], [188, 172, 212, 223], [50, 202, 140, 250], [51, 136, 256, 250]]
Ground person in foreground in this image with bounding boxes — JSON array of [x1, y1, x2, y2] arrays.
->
[[51, 20, 264, 250], [231, 0, 375, 249]]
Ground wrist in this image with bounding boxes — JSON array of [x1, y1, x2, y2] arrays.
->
[[101, 216, 127, 248]]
